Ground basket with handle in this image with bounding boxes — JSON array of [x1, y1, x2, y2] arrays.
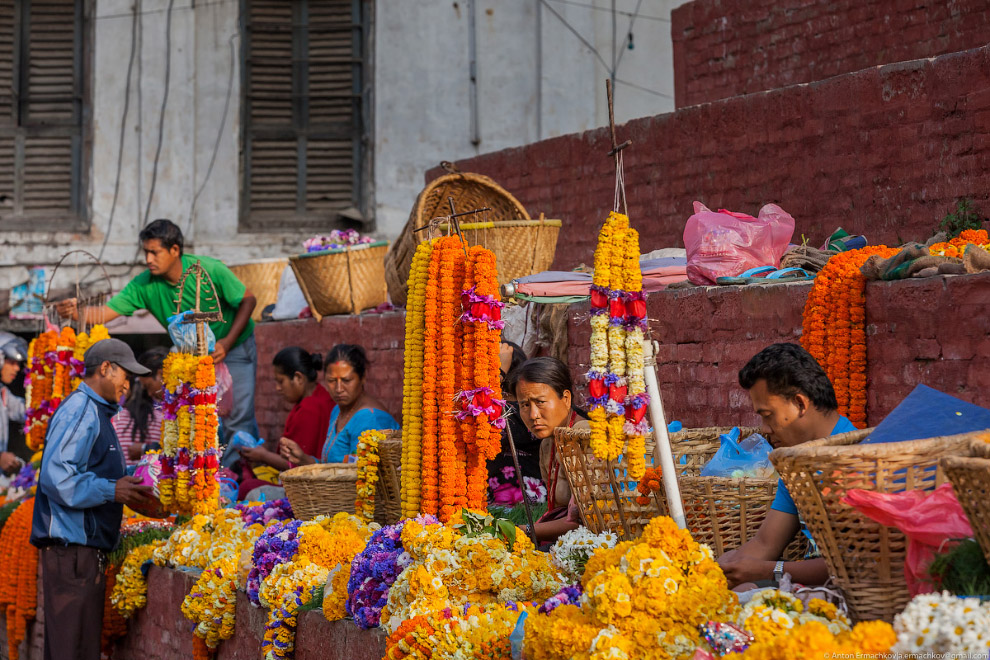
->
[[229, 258, 288, 322], [289, 241, 388, 321], [384, 166, 529, 306], [438, 217, 561, 289], [940, 436, 990, 566], [281, 463, 359, 520], [771, 428, 982, 623], [375, 431, 404, 526]]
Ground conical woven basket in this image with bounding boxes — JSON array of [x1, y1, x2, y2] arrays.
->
[[289, 242, 388, 321], [229, 258, 288, 322], [441, 218, 561, 289], [771, 428, 982, 622], [384, 169, 529, 306], [940, 437, 990, 566]]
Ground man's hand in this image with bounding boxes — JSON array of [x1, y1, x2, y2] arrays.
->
[[211, 339, 229, 363], [717, 550, 774, 588], [114, 476, 155, 508], [0, 452, 22, 475], [55, 298, 80, 321]]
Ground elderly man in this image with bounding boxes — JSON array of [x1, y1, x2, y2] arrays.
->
[[0, 332, 27, 475]]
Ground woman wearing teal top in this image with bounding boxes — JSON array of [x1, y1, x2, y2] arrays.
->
[[279, 344, 398, 464]]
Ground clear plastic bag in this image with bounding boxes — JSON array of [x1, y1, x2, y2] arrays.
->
[[700, 427, 775, 479], [167, 311, 217, 353], [684, 202, 795, 285]]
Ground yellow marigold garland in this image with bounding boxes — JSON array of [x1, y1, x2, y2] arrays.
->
[[355, 430, 385, 522], [112, 540, 165, 618], [401, 240, 432, 517], [182, 554, 238, 649]]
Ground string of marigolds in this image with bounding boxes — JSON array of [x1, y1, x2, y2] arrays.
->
[[0, 498, 37, 660], [399, 235, 506, 522], [587, 212, 649, 478], [355, 429, 385, 522], [159, 352, 221, 515]]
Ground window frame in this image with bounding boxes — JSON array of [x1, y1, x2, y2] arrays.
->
[[238, 0, 371, 233]]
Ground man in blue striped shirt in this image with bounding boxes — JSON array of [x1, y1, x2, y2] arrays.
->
[[30, 339, 155, 660]]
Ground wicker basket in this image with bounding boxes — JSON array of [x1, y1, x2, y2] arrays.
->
[[384, 169, 529, 307], [441, 218, 561, 289], [771, 428, 981, 622], [555, 426, 809, 558], [229, 258, 288, 322], [289, 242, 388, 321], [940, 438, 990, 566], [281, 463, 358, 521], [376, 431, 404, 526]]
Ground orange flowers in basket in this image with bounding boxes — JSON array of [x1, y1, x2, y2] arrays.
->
[[801, 246, 899, 427]]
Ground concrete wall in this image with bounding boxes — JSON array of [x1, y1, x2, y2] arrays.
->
[[371, 0, 688, 238]]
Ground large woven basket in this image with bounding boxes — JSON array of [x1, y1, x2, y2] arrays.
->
[[376, 431, 404, 526], [771, 428, 981, 622], [384, 169, 529, 306], [289, 242, 388, 321], [229, 258, 288, 322], [281, 463, 358, 520], [940, 437, 990, 566], [441, 218, 561, 289]]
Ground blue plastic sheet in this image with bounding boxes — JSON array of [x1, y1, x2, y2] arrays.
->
[[863, 384, 990, 444]]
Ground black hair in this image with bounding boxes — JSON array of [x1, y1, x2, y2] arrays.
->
[[738, 342, 839, 412], [512, 357, 574, 400], [325, 344, 368, 379], [123, 346, 169, 445], [273, 346, 323, 382], [139, 219, 184, 255], [500, 340, 528, 394]]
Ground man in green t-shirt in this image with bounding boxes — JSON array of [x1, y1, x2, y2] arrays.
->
[[56, 220, 260, 456]]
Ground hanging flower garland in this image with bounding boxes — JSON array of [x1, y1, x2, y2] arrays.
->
[[801, 246, 898, 427], [621, 226, 648, 480], [419, 240, 443, 517], [51, 326, 76, 404], [182, 554, 239, 649], [400, 240, 433, 518], [0, 499, 37, 660], [112, 540, 166, 618], [438, 237, 467, 521], [355, 430, 385, 523]]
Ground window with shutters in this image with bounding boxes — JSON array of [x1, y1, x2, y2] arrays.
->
[[241, 0, 368, 231], [0, 0, 89, 232]]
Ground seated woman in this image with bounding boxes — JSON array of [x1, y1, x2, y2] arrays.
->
[[113, 347, 168, 465], [487, 341, 546, 506], [280, 344, 398, 465], [238, 347, 334, 499], [512, 357, 588, 544]]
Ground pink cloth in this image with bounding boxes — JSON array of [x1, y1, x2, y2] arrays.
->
[[514, 265, 686, 297]]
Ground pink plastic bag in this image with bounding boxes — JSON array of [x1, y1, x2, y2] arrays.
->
[[842, 483, 972, 596], [215, 361, 233, 418], [683, 202, 795, 285]]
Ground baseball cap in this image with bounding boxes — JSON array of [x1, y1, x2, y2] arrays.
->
[[84, 339, 152, 376]]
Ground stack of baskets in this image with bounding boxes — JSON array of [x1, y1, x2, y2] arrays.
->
[[940, 436, 990, 566], [385, 167, 560, 306], [289, 241, 389, 321], [281, 430, 403, 525], [771, 428, 980, 622], [229, 258, 288, 322], [555, 426, 808, 559]]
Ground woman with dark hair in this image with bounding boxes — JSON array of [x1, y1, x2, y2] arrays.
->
[[113, 347, 168, 465], [279, 344, 398, 465], [513, 357, 589, 543], [237, 347, 334, 498]]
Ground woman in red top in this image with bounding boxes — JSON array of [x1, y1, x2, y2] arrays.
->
[[237, 347, 334, 499]]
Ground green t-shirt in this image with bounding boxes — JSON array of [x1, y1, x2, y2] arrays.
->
[[107, 254, 255, 348]]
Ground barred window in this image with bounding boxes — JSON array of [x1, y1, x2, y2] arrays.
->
[[0, 0, 88, 232], [241, 0, 367, 231]]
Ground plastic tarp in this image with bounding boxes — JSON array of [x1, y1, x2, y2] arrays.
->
[[863, 384, 990, 444]]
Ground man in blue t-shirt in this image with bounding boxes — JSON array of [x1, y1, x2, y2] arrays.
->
[[718, 342, 856, 590]]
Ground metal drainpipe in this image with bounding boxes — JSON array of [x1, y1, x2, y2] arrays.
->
[[536, 0, 542, 141], [468, 0, 480, 146]]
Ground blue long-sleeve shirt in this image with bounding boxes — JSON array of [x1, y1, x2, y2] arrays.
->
[[31, 382, 126, 550]]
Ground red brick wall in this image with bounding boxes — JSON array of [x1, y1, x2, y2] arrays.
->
[[429, 45, 990, 276], [671, 0, 990, 108], [253, 313, 406, 441], [567, 273, 990, 429]]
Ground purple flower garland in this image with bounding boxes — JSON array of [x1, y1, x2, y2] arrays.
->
[[236, 498, 294, 527], [247, 519, 303, 605]]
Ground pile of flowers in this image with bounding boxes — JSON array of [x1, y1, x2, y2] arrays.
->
[[303, 229, 376, 252], [345, 518, 421, 629], [928, 228, 990, 258], [159, 352, 220, 515], [384, 602, 530, 660], [587, 212, 649, 478], [731, 620, 895, 659], [801, 246, 899, 427], [524, 515, 737, 660], [890, 591, 990, 655], [736, 590, 850, 643], [399, 236, 506, 521], [550, 527, 619, 582], [236, 497, 294, 527]]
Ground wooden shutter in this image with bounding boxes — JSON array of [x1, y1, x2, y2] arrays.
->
[[0, 1, 14, 210], [243, 0, 362, 229], [23, 0, 78, 124]]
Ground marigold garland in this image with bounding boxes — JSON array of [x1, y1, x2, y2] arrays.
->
[[419, 240, 443, 517], [801, 246, 898, 427], [437, 238, 466, 521], [101, 564, 129, 655], [0, 499, 37, 660], [112, 540, 164, 618], [401, 240, 433, 517], [355, 430, 385, 522], [928, 228, 990, 258]]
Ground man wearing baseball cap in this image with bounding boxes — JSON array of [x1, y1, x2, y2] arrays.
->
[[31, 338, 156, 660], [0, 331, 28, 476]]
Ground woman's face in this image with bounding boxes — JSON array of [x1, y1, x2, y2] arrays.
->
[[274, 366, 306, 404], [499, 343, 514, 375], [138, 369, 164, 402], [325, 361, 363, 407], [516, 379, 572, 439]]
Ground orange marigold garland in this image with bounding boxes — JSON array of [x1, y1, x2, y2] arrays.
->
[[0, 499, 38, 660], [928, 228, 989, 258], [419, 240, 443, 517], [801, 246, 899, 427], [401, 240, 432, 517], [438, 237, 466, 521]]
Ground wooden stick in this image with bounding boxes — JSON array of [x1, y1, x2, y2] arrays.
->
[[505, 422, 539, 545]]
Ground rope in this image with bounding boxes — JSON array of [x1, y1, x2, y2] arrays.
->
[[613, 152, 628, 215]]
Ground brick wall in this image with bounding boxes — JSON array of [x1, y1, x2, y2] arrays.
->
[[567, 273, 990, 429], [253, 313, 406, 441], [429, 45, 990, 275], [671, 0, 990, 108]]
